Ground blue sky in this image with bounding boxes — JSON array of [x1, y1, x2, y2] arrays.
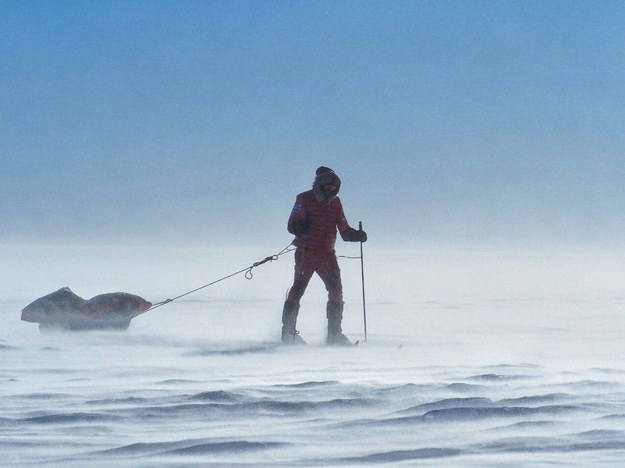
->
[[2, 0, 625, 247]]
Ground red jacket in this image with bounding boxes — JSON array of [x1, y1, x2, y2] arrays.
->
[[288, 190, 350, 253]]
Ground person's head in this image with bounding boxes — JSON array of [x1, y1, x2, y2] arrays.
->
[[312, 166, 341, 202], [322, 182, 337, 194]]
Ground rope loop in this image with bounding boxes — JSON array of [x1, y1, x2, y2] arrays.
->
[[246, 253, 282, 280]]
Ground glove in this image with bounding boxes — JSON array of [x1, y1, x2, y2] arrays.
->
[[289, 216, 312, 235], [342, 227, 367, 242]]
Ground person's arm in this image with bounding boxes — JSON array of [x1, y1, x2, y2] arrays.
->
[[287, 195, 311, 235], [336, 199, 367, 242]]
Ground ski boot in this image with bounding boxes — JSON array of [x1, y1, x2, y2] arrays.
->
[[326, 301, 351, 345], [281, 301, 306, 345]]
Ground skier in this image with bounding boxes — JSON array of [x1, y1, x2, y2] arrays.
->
[[281, 166, 367, 345]]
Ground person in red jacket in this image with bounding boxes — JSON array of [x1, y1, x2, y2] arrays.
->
[[281, 166, 367, 345]]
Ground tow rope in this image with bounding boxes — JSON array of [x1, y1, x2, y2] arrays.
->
[[137, 243, 296, 315]]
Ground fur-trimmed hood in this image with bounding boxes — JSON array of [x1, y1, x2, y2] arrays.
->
[[312, 166, 341, 202]]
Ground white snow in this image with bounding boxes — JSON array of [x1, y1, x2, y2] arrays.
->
[[2, 243, 625, 465]]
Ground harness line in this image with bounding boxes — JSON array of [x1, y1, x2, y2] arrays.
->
[[135, 243, 296, 317]]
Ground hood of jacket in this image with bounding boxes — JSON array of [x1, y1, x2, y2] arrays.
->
[[312, 167, 341, 202]]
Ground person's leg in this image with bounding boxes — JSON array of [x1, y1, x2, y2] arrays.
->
[[282, 249, 315, 344], [317, 252, 343, 303], [286, 249, 316, 303], [317, 253, 350, 345]]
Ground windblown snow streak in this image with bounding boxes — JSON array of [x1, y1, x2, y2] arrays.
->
[[4, 247, 625, 466], [2, 327, 625, 466]]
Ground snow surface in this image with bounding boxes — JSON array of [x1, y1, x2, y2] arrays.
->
[[2, 244, 625, 466]]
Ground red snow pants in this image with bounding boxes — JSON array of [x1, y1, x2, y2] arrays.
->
[[286, 248, 343, 303]]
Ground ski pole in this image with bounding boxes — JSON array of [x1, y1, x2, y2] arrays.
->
[[359, 221, 367, 341]]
